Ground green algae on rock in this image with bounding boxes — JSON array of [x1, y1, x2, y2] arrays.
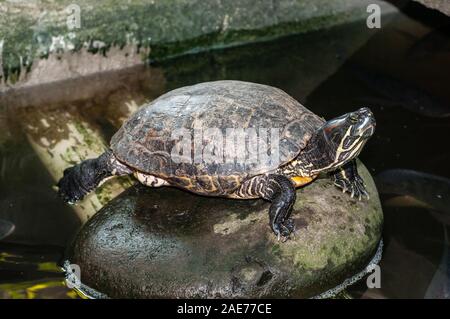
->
[[67, 161, 383, 298]]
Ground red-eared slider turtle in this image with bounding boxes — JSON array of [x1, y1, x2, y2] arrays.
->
[[58, 80, 376, 240]]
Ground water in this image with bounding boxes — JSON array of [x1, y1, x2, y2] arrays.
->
[[1, 4, 449, 298]]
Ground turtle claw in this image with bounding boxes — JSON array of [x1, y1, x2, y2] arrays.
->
[[277, 233, 291, 243], [57, 165, 89, 204], [290, 229, 296, 240], [355, 175, 366, 187], [359, 188, 369, 201], [56, 153, 114, 204], [273, 218, 295, 242], [334, 178, 369, 201]]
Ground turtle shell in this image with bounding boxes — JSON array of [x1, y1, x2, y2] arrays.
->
[[111, 80, 324, 194]]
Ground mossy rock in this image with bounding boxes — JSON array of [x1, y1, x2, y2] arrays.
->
[[66, 161, 383, 298]]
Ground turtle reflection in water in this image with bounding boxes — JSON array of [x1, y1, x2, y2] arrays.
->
[[57, 81, 376, 241]]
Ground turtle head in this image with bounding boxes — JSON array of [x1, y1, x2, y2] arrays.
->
[[320, 107, 376, 169], [280, 107, 375, 177]]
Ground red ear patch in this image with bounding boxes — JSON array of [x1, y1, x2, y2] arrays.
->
[[324, 124, 337, 134]]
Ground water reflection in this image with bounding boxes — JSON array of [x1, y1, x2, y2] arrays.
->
[[348, 169, 450, 298], [350, 65, 450, 118], [377, 169, 450, 218], [0, 219, 14, 240], [378, 169, 450, 299], [403, 24, 450, 60], [0, 245, 78, 299]]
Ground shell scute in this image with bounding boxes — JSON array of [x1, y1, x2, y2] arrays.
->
[[111, 80, 324, 192]]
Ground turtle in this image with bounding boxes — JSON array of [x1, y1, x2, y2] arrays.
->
[[57, 80, 376, 241]]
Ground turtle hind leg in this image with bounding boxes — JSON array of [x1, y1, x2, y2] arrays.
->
[[57, 149, 132, 204], [331, 159, 369, 200], [236, 174, 296, 241]]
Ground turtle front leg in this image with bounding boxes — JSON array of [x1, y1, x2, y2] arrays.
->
[[57, 149, 132, 204], [236, 174, 296, 241], [330, 159, 369, 200]]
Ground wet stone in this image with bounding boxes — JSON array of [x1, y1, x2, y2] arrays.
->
[[412, 0, 450, 16], [67, 162, 383, 298]]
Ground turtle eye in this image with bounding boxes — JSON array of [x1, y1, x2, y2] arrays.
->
[[349, 113, 358, 123]]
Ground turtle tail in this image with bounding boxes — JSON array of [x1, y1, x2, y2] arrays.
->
[[57, 150, 114, 204]]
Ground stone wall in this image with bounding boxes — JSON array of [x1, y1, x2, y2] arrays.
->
[[0, 0, 397, 89]]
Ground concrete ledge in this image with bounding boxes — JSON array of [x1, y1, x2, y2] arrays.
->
[[0, 0, 397, 88]]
